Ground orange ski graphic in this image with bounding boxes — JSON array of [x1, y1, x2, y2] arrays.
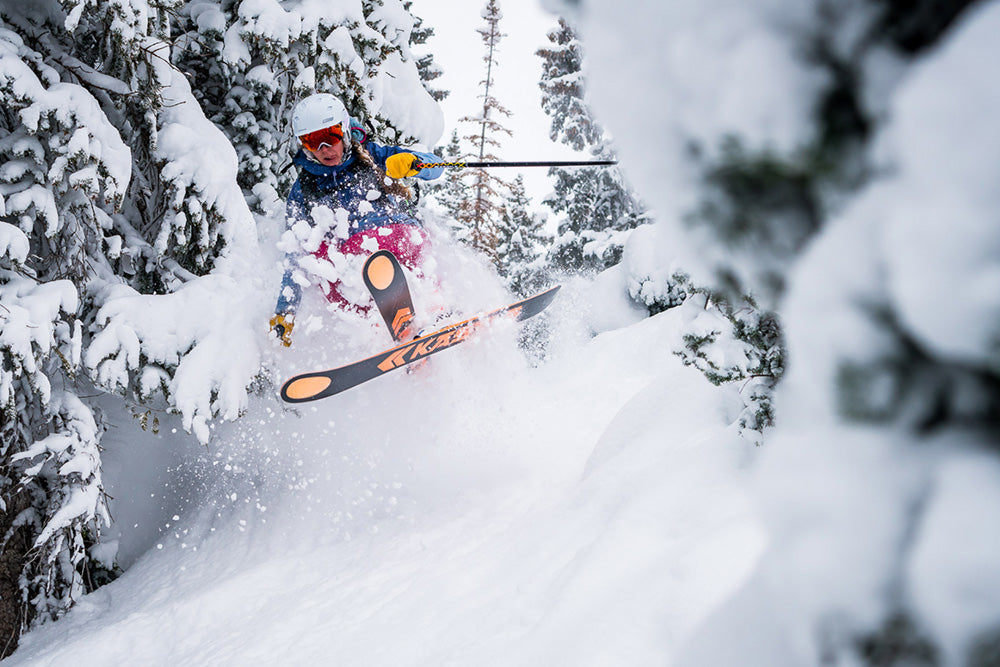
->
[[390, 307, 415, 340], [280, 285, 560, 403], [363, 250, 416, 342]]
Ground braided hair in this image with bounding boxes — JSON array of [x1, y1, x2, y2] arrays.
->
[[353, 142, 414, 201]]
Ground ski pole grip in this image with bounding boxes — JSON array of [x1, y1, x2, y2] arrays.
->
[[415, 162, 464, 169]]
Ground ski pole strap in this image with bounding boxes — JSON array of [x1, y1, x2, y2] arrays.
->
[[415, 160, 618, 169]]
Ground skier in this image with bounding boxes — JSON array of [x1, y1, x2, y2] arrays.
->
[[269, 93, 444, 346]]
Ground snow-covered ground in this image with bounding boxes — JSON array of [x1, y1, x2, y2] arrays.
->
[[8, 267, 764, 666]]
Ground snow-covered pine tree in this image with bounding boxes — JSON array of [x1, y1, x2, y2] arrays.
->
[[662, 0, 980, 451], [172, 0, 432, 215], [2, 0, 440, 655], [454, 0, 513, 266], [616, 220, 780, 445], [404, 1, 449, 103], [673, 288, 784, 445], [549, 0, 996, 663], [1, 1, 166, 653], [536, 16, 782, 440], [426, 130, 469, 239], [83, 0, 439, 446], [531, 14, 785, 443], [536, 18, 649, 275], [496, 175, 551, 296], [678, 1, 981, 314], [689, 3, 997, 660]]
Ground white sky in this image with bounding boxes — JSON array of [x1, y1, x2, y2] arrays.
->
[[410, 0, 579, 206]]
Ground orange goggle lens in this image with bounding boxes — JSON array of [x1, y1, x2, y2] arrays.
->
[[299, 124, 345, 152]]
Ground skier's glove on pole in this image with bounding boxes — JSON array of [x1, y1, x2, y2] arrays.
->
[[385, 153, 421, 179], [270, 313, 294, 347]]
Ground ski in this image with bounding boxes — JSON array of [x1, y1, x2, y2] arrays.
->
[[280, 285, 560, 403], [363, 249, 416, 342]]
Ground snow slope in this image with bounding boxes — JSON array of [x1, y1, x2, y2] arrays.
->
[[7, 273, 764, 666]]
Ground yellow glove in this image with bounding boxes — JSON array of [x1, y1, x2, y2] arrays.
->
[[270, 313, 294, 347], [385, 153, 421, 179]]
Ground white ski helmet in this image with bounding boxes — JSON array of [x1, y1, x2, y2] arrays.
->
[[291, 93, 352, 147]]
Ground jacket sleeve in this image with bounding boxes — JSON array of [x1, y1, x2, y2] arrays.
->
[[273, 182, 307, 318], [367, 141, 445, 181]]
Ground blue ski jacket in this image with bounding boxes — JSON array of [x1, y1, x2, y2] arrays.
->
[[274, 139, 443, 318]]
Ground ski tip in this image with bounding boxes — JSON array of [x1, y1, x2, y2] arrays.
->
[[281, 374, 333, 403], [513, 284, 561, 321], [364, 250, 399, 293], [541, 282, 561, 300]]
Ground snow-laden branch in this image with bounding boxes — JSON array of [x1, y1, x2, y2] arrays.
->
[[86, 274, 263, 444]]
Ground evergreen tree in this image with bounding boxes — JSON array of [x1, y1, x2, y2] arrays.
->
[[496, 175, 551, 296], [426, 130, 468, 235], [536, 18, 649, 274], [679, 2, 980, 313], [577, 2, 993, 664], [524, 5, 784, 447], [0, 0, 436, 654], [0, 1, 177, 653], [404, 1, 449, 102], [172, 0, 431, 214], [454, 0, 513, 266], [673, 288, 784, 445]]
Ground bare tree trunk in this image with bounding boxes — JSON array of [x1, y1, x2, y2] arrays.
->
[[0, 487, 33, 659]]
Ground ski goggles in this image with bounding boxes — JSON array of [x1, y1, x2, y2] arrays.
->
[[298, 124, 345, 152]]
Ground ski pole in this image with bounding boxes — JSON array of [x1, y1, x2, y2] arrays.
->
[[415, 160, 617, 169]]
